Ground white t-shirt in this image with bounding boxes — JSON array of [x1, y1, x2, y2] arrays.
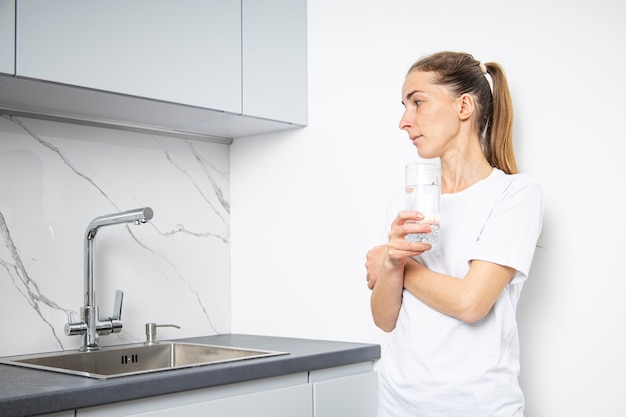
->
[[378, 168, 543, 417]]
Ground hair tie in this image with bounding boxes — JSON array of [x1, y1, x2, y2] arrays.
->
[[479, 62, 493, 92]]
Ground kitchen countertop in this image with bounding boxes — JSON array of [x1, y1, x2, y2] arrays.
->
[[0, 334, 380, 417]]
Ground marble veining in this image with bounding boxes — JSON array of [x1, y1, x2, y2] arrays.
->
[[0, 114, 230, 356], [0, 209, 67, 348]]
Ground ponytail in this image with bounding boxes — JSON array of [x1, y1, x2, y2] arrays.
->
[[484, 62, 517, 174]]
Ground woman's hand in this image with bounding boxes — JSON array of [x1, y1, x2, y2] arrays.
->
[[366, 211, 432, 289], [385, 210, 433, 268]]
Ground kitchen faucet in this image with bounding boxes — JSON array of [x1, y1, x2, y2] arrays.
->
[[65, 207, 154, 352]]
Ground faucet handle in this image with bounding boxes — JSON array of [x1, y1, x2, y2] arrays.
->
[[64, 310, 87, 336], [112, 290, 123, 319], [109, 290, 124, 334], [145, 322, 181, 344]]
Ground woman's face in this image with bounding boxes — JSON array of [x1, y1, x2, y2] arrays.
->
[[399, 70, 462, 159]]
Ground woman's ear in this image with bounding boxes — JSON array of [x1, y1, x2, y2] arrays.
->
[[458, 94, 475, 121]]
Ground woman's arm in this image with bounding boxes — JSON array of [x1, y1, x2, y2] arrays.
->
[[368, 245, 403, 332], [403, 258, 515, 323], [367, 211, 433, 332]]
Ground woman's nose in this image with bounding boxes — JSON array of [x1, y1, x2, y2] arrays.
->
[[399, 111, 413, 131]]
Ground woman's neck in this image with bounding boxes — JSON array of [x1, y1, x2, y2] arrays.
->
[[440, 149, 493, 194]]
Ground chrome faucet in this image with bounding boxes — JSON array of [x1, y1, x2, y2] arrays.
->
[[65, 207, 154, 352]]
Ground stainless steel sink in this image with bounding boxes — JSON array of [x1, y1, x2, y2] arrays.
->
[[0, 342, 287, 379]]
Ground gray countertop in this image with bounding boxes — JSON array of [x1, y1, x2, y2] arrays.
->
[[0, 334, 380, 417]]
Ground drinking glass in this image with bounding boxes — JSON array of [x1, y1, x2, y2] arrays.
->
[[405, 163, 441, 243]]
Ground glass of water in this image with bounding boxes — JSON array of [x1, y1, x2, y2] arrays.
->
[[405, 163, 441, 243]]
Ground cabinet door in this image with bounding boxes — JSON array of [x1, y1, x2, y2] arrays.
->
[[135, 384, 312, 417], [16, 0, 241, 113], [77, 383, 312, 417], [313, 372, 378, 417], [0, 0, 14, 75], [242, 0, 307, 125], [77, 373, 312, 417]]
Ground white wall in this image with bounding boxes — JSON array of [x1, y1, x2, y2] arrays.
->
[[231, 1, 626, 416]]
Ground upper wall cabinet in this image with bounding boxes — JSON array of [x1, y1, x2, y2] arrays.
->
[[17, 0, 242, 113], [0, 0, 15, 75], [0, 0, 307, 141], [243, 0, 307, 126]]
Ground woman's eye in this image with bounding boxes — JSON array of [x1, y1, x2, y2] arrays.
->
[[402, 100, 422, 109]]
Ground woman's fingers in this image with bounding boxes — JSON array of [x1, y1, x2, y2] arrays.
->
[[366, 211, 433, 287]]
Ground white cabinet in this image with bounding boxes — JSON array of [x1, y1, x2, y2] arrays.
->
[[75, 363, 377, 417], [116, 384, 312, 417], [17, 0, 242, 113], [77, 373, 312, 417], [311, 363, 378, 417], [0, 0, 14, 75], [0, 0, 307, 140], [243, 0, 307, 125]]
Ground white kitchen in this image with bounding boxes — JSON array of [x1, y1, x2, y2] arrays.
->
[[1, 1, 625, 416]]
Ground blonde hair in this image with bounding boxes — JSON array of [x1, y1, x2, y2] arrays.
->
[[408, 51, 518, 174]]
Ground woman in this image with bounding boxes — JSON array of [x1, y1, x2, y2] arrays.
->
[[366, 51, 543, 416]]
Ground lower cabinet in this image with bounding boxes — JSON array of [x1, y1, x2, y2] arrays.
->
[[111, 383, 312, 417], [75, 363, 377, 417], [312, 366, 378, 417], [309, 363, 378, 417]]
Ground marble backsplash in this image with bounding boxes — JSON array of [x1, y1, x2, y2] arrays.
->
[[0, 114, 230, 356]]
